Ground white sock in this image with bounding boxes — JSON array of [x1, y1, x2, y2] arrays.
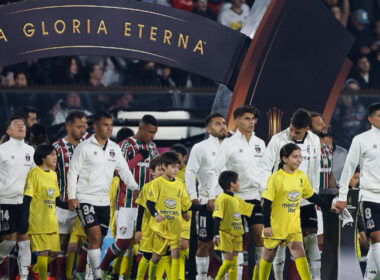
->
[[365, 245, 377, 280], [273, 246, 286, 280], [88, 248, 101, 279], [304, 234, 321, 280], [254, 246, 264, 276], [371, 243, 380, 272], [0, 240, 16, 263], [237, 252, 244, 279], [17, 240, 31, 277], [196, 256, 209, 280]]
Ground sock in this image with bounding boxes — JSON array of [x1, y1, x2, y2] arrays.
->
[[100, 239, 128, 271], [155, 257, 165, 279], [56, 250, 66, 279], [258, 259, 272, 280], [148, 261, 158, 280], [76, 242, 88, 273], [179, 250, 187, 280], [136, 256, 150, 280], [122, 250, 133, 278], [237, 252, 244, 279], [364, 245, 377, 280], [8, 247, 19, 280], [66, 251, 76, 279], [215, 259, 233, 280], [171, 258, 180, 280], [36, 255, 48, 280], [195, 256, 209, 280], [112, 254, 123, 274], [253, 247, 264, 280], [88, 248, 101, 279], [228, 256, 238, 280], [17, 240, 31, 277], [273, 246, 286, 280], [295, 257, 311, 280], [303, 234, 321, 279], [0, 240, 16, 263], [162, 255, 172, 280], [371, 243, 380, 273]]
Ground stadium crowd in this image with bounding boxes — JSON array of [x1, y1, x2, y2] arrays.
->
[[0, 0, 380, 89], [0, 102, 380, 280]]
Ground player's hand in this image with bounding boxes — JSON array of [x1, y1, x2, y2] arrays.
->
[[68, 199, 80, 211], [135, 231, 142, 242], [263, 227, 273, 237], [207, 199, 215, 212], [335, 200, 347, 213], [155, 214, 164, 223], [213, 235, 220, 246], [192, 199, 200, 205], [182, 212, 190, 221], [330, 202, 339, 213], [138, 149, 150, 160]]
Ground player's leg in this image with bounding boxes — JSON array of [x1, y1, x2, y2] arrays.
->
[[149, 233, 166, 280], [179, 238, 189, 280], [272, 246, 286, 280], [364, 243, 377, 280], [34, 250, 49, 280], [0, 205, 18, 264], [259, 240, 278, 280], [171, 247, 181, 280], [216, 251, 233, 280], [287, 241, 311, 280], [195, 209, 214, 280], [301, 204, 320, 280], [149, 252, 161, 280], [228, 234, 243, 280], [137, 252, 152, 280]]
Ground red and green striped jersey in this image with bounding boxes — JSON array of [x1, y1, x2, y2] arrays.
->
[[116, 137, 159, 208], [53, 138, 76, 202], [320, 142, 333, 190]]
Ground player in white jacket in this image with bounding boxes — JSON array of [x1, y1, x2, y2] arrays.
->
[[67, 111, 138, 280], [336, 103, 380, 280], [0, 115, 35, 279], [261, 109, 321, 280], [185, 112, 227, 280]]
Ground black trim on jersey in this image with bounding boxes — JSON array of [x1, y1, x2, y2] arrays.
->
[[213, 217, 221, 235], [146, 200, 158, 217], [263, 198, 272, 228], [307, 193, 330, 211], [136, 205, 144, 232]]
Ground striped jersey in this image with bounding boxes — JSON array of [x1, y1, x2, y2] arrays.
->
[[320, 142, 333, 190], [53, 138, 76, 202], [116, 137, 159, 208]]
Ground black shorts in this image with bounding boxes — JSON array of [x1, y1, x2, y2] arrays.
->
[[244, 200, 263, 226], [300, 204, 318, 229], [77, 203, 110, 236], [362, 201, 380, 234], [195, 209, 214, 242], [0, 204, 29, 235]]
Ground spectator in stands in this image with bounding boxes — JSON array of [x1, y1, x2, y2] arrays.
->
[[1, 69, 15, 87], [100, 57, 125, 87], [137, 61, 161, 87], [350, 55, 374, 89], [29, 123, 49, 148], [108, 92, 134, 112], [158, 67, 176, 88], [370, 20, 380, 52], [191, 0, 217, 21], [348, 9, 373, 58], [344, 78, 360, 91], [51, 92, 91, 125], [329, 0, 350, 27], [87, 63, 104, 87], [52, 57, 84, 86], [217, 0, 249, 31], [15, 72, 28, 87]]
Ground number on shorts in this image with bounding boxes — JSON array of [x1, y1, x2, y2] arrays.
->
[[200, 216, 207, 228], [365, 208, 372, 220], [0, 210, 9, 221], [83, 205, 95, 216]]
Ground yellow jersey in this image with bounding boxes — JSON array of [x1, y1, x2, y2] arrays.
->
[[262, 169, 314, 239], [176, 167, 186, 183], [213, 192, 253, 236], [135, 181, 153, 234], [24, 166, 60, 234], [109, 176, 120, 238], [148, 176, 192, 240]]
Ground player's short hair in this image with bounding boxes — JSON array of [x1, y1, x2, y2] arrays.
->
[[290, 108, 311, 129], [310, 111, 322, 119], [368, 103, 380, 116], [149, 156, 162, 171], [140, 114, 158, 127], [116, 127, 134, 143], [93, 111, 112, 123], [15, 106, 37, 122], [279, 143, 301, 170], [66, 111, 86, 125], [219, 170, 239, 191], [205, 112, 224, 127], [233, 105, 260, 120], [6, 115, 25, 130], [170, 144, 187, 156], [34, 144, 55, 166], [160, 151, 180, 166], [354, 166, 360, 174]]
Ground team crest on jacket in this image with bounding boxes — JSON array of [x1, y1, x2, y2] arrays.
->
[[164, 199, 177, 209], [109, 150, 115, 158], [255, 146, 261, 153], [46, 188, 55, 198], [25, 154, 31, 161], [287, 191, 300, 202]]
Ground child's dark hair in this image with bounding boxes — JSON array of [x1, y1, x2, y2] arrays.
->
[[170, 144, 187, 156], [218, 170, 239, 191], [149, 156, 162, 171], [278, 143, 301, 170], [34, 144, 55, 166], [160, 151, 180, 166]]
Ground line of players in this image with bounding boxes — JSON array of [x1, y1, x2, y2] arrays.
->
[[0, 102, 380, 280]]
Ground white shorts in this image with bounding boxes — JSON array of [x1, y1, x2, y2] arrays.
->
[[317, 209, 324, 236], [56, 207, 77, 234], [116, 207, 137, 240]]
